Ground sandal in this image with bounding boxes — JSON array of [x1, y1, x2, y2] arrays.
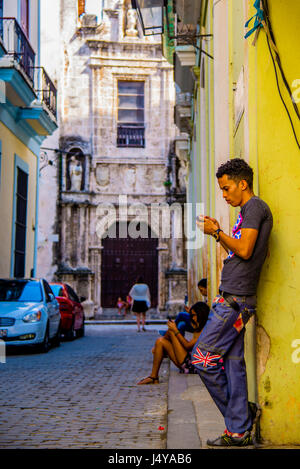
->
[[137, 376, 159, 385]]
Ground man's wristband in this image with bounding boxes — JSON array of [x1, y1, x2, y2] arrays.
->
[[175, 331, 180, 336], [212, 228, 223, 242]]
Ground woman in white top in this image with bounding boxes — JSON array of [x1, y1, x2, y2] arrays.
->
[[129, 276, 151, 332]]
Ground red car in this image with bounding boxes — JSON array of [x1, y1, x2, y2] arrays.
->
[[50, 282, 85, 340]]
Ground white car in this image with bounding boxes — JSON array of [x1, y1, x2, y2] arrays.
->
[[0, 278, 61, 352]]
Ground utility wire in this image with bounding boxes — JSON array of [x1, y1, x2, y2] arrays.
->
[[266, 36, 300, 151], [262, 0, 300, 150], [262, 0, 300, 121]]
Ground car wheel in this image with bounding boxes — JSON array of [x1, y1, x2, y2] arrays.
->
[[66, 320, 75, 341], [39, 325, 50, 353], [76, 321, 85, 338]]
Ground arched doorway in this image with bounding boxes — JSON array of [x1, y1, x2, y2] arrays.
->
[[101, 222, 158, 308]]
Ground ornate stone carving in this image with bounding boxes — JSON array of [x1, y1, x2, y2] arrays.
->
[[178, 160, 187, 191], [69, 156, 83, 191], [96, 164, 110, 188], [125, 8, 138, 37], [124, 166, 136, 192]]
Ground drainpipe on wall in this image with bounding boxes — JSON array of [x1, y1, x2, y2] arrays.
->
[[33, 0, 41, 278]]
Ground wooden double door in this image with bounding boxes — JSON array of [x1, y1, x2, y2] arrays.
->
[[101, 223, 158, 308]]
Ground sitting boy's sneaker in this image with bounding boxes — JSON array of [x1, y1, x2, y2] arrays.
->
[[207, 430, 253, 447], [179, 363, 190, 374]]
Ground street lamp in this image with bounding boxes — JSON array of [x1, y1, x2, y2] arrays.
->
[[131, 0, 165, 36], [132, 0, 213, 59]]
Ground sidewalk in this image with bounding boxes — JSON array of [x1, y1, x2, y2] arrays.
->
[[87, 319, 296, 450], [167, 363, 225, 449], [87, 319, 225, 449]]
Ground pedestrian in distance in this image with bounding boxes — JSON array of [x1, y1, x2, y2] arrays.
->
[[128, 276, 151, 332], [116, 297, 126, 316], [137, 302, 210, 385], [125, 294, 132, 314], [192, 158, 273, 447]]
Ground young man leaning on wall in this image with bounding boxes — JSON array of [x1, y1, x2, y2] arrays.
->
[[192, 158, 273, 447]]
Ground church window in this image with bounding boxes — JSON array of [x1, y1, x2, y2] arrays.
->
[[117, 81, 145, 148]]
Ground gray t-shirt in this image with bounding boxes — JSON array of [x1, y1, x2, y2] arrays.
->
[[220, 196, 273, 296]]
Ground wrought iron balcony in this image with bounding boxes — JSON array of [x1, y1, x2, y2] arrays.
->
[[33, 67, 57, 118], [0, 18, 35, 84], [117, 125, 145, 148]]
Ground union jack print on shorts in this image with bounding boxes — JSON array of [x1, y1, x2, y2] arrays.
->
[[191, 347, 221, 368]]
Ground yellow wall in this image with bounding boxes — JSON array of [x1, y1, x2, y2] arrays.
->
[[247, 0, 300, 444], [192, 0, 300, 445], [173, 0, 300, 445], [0, 122, 38, 278]]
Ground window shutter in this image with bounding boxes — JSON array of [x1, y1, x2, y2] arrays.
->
[[20, 0, 29, 37]]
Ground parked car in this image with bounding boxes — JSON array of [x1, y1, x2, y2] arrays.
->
[[0, 278, 61, 352], [50, 282, 85, 340]]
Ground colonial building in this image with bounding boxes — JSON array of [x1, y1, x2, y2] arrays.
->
[[0, 0, 57, 278], [37, 0, 187, 317]]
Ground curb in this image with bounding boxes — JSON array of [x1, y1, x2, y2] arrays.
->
[[167, 363, 225, 450], [167, 365, 201, 449]]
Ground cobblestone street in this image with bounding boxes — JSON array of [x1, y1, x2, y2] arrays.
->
[[0, 325, 169, 449]]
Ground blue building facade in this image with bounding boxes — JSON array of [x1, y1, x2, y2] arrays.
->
[[0, 0, 58, 278]]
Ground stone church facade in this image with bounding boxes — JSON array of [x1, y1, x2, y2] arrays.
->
[[37, 0, 188, 317]]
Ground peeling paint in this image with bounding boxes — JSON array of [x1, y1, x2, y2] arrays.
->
[[256, 325, 271, 382], [263, 376, 271, 393]]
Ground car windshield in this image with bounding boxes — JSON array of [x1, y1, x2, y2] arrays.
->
[[50, 284, 64, 297], [0, 281, 43, 302]]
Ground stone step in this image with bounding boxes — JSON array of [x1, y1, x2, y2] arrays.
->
[[95, 308, 173, 320]]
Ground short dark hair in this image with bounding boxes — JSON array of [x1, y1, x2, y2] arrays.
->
[[136, 276, 144, 283], [197, 278, 207, 288], [216, 158, 253, 190], [190, 301, 210, 332]]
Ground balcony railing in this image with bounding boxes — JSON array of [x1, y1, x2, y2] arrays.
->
[[117, 125, 145, 148], [0, 18, 35, 84], [33, 67, 57, 118], [0, 18, 57, 118]]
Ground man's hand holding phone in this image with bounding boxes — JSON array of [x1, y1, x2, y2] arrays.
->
[[196, 215, 220, 235]]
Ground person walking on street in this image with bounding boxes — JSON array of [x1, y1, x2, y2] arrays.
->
[[192, 158, 273, 447], [129, 276, 151, 332]]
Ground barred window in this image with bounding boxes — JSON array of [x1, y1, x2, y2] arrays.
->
[[117, 81, 145, 148]]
